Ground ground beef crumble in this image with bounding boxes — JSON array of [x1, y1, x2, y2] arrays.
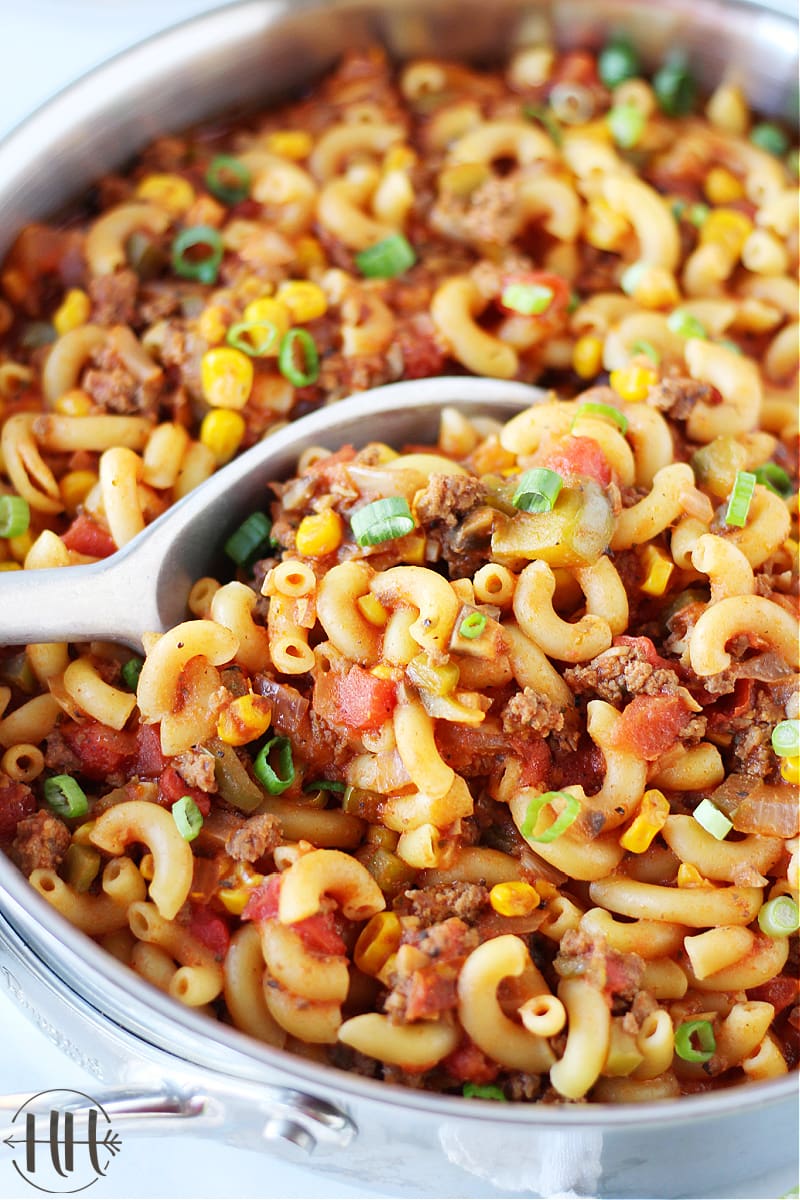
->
[[501, 687, 565, 736], [394, 881, 489, 926], [10, 809, 71, 874], [225, 813, 282, 862], [564, 642, 682, 705]]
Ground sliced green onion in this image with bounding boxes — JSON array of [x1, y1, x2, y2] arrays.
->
[[224, 512, 273, 565], [758, 895, 800, 938], [253, 735, 295, 795], [715, 337, 742, 356], [278, 328, 319, 387], [351, 497, 415, 547], [750, 122, 790, 158], [459, 612, 487, 640], [512, 467, 563, 514], [630, 338, 661, 365], [226, 319, 279, 357], [574, 402, 629, 435], [355, 233, 416, 279], [724, 470, 757, 528], [666, 308, 707, 340], [692, 797, 733, 841], [462, 1083, 506, 1101], [171, 225, 224, 285], [653, 53, 696, 117], [772, 719, 800, 759], [688, 202, 710, 228], [205, 155, 251, 205], [752, 462, 793, 499], [674, 1019, 715, 1063], [620, 261, 648, 295], [521, 791, 580, 843], [501, 282, 554, 316], [671, 198, 687, 221], [0, 495, 31, 539], [607, 103, 646, 149], [172, 795, 204, 841], [303, 779, 347, 794], [598, 38, 640, 89], [522, 104, 563, 147], [121, 656, 144, 691], [43, 775, 88, 820]]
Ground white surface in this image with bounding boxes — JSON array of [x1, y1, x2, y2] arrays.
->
[[0, 5, 798, 1200]]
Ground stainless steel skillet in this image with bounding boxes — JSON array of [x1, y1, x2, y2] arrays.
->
[[0, 377, 542, 650]]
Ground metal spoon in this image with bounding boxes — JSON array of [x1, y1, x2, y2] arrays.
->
[[0, 377, 542, 650]]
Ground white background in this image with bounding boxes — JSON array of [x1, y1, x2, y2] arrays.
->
[[0, 4, 798, 1199]]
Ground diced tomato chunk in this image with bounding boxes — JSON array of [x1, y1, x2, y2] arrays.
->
[[157, 766, 211, 816], [61, 514, 117, 558], [188, 904, 231, 959], [242, 873, 282, 922], [315, 665, 397, 732], [749, 976, 800, 1016], [613, 635, 674, 673], [62, 720, 138, 779], [135, 724, 167, 778], [242, 872, 346, 954], [405, 965, 458, 1022], [0, 779, 37, 842], [293, 913, 347, 957], [541, 435, 612, 487], [443, 1037, 500, 1085], [608, 695, 692, 761]]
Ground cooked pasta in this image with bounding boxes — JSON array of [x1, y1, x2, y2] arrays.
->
[[0, 39, 797, 1106]]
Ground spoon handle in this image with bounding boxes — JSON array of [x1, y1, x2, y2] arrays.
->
[[0, 554, 159, 651]]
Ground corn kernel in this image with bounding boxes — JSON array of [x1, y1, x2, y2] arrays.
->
[[489, 880, 541, 917], [370, 664, 396, 680], [277, 280, 328, 323], [631, 266, 680, 310], [384, 145, 417, 172], [71, 820, 97, 845], [265, 130, 313, 159], [402, 533, 427, 565], [53, 289, 91, 336], [703, 167, 744, 204], [218, 887, 252, 916], [639, 546, 675, 597], [354, 911, 402, 976], [217, 693, 273, 746], [242, 297, 290, 350], [60, 469, 99, 514], [8, 530, 34, 563], [780, 756, 800, 784], [357, 592, 390, 627], [572, 334, 604, 380], [54, 388, 92, 416], [200, 408, 246, 465], [233, 863, 264, 888], [619, 788, 670, 853], [700, 208, 753, 256], [294, 236, 326, 274], [295, 508, 344, 556], [584, 198, 629, 251], [136, 172, 196, 215], [677, 863, 712, 888], [201, 346, 254, 410], [610, 364, 657, 403], [197, 304, 228, 346], [0, 562, 21, 572]]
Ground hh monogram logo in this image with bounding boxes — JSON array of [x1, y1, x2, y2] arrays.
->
[[3, 1090, 121, 1194]]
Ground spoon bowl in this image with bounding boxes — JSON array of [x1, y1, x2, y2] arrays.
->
[[0, 377, 544, 650]]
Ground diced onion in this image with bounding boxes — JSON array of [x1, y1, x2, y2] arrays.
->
[[692, 797, 733, 841]]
